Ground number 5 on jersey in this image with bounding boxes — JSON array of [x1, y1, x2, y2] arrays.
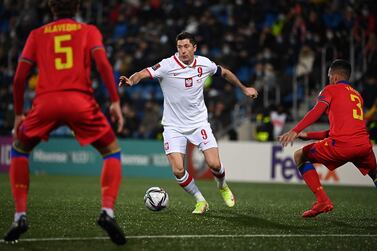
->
[[54, 34, 73, 70]]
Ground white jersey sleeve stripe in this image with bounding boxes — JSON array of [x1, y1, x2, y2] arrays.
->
[[145, 68, 153, 79]]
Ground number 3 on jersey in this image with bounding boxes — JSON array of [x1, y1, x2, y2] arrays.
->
[[54, 34, 73, 70], [350, 94, 363, 120]]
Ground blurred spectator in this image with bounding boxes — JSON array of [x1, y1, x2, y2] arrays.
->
[[296, 46, 315, 77], [361, 73, 377, 109], [270, 104, 288, 140], [211, 83, 239, 140], [1, 0, 376, 141], [364, 32, 377, 70], [120, 103, 140, 138], [254, 110, 274, 142], [365, 98, 377, 144], [138, 100, 161, 139]]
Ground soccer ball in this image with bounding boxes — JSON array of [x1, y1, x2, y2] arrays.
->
[[144, 187, 169, 211]]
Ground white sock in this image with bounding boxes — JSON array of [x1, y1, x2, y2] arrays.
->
[[176, 170, 206, 202], [102, 208, 114, 218], [14, 212, 26, 222], [211, 163, 227, 189]]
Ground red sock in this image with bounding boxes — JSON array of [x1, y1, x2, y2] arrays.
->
[[101, 157, 122, 209], [10, 157, 30, 212], [302, 169, 329, 202]]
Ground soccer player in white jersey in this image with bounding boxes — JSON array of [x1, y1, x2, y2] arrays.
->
[[119, 32, 258, 214]]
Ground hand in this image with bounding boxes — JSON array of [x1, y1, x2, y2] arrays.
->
[[298, 131, 308, 139], [118, 76, 133, 87], [278, 130, 298, 147], [12, 114, 25, 139], [109, 101, 124, 133], [243, 87, 258, 99]]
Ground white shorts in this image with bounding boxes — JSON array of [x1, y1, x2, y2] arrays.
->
[[162, 123, 218, 154]]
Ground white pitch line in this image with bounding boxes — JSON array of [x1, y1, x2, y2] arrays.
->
[[1, 234, 377, 243]]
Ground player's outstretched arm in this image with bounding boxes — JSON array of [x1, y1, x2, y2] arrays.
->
[[298, 130, 330, 140], [119, 69, 150, 87], [13, 60, 33, 138], [278, 130, 299, 147], [92, 49, 124, 132], [92, 49, 120, 103], [219, 66, 258, 99], [279, 101, 328, 147], [291, 101, 328, 134]]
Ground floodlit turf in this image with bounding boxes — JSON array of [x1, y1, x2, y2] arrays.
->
[[0, 174, 376, 251]]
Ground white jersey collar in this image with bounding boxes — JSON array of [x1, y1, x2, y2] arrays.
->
[[173, 53, 197, 69]]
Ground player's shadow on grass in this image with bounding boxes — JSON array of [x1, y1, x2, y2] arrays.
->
[[203, 210, 374, 231], [204, 210, 315, 231]]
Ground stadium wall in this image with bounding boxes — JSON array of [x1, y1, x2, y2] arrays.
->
[[0, 136, 376, 187]]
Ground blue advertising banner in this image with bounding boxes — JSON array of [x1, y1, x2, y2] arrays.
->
[[0, 136, 173, 178]]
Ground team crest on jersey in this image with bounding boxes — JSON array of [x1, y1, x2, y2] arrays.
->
[[185, 78, 193, 88], [152, 63, 161, 71]]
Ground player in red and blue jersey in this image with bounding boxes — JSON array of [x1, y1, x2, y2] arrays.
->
[[4, 0, 126, 245], [279, 59, 377, 218]]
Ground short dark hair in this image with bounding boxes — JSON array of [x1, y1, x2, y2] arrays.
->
[[329, 59, 352, 80], [176, 32, 197, 46], [49, 0, 80, 19]]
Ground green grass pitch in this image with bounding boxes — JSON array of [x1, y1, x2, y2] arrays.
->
[[0, 174, 376, 251]]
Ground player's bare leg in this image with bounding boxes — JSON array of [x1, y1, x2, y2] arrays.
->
[[294, 149, 333, 218], [167, 153, 208, 214], [4, 139, 38, 243], [93, 137, 126, 245], [203, 147, 235, 207]]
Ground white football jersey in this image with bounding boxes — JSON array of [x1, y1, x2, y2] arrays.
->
[[146, 53, 218, 130]]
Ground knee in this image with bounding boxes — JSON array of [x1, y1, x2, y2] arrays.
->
[[93, 139, 120, 156], [172, 166, 185, 178], [293, 150, 303, 166], [207, 159, 221, 171], [13, 139, 37, 153], [92, 130, 118, 155]]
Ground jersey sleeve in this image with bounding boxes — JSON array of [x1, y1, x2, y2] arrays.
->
[[292, 100, 328, 133], [317, 86, 332, 106], [20, 30, 37, 63], [209, 60, 218, 75], [87, 25, 104, 52], [13, 61, 33, 114], [146, 59, 167, 79], [305, 130, 330, 140], [92, 49, 119, 102]]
